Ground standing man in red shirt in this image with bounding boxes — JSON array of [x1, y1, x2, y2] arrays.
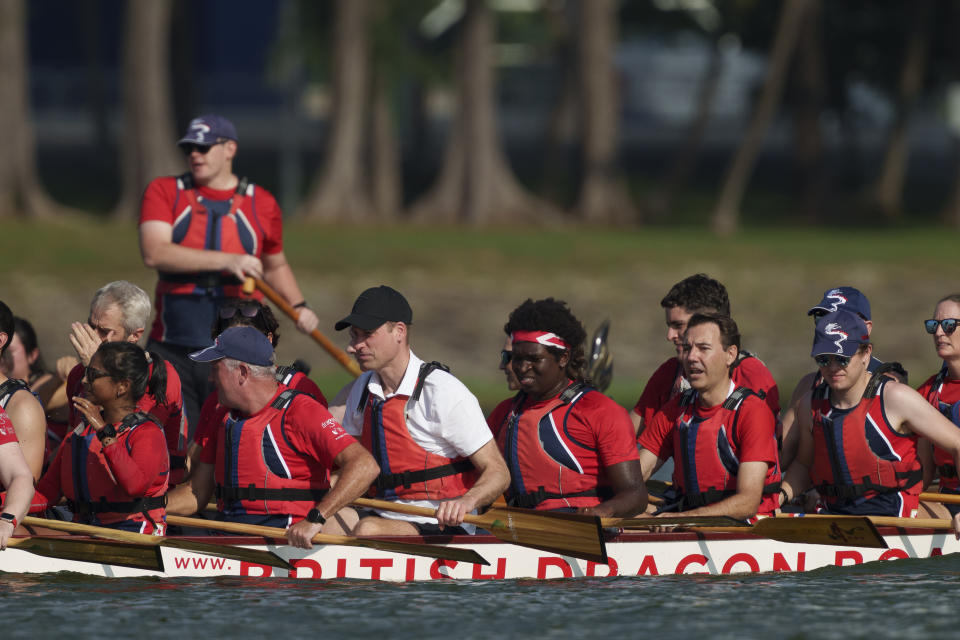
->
[[639, 313, 781, 520], [488, 298, 646, 517], [630, 274, 779, 438], [139, 115, 319, 439]]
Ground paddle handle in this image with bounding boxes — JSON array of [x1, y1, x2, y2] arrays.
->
[[920, 491, 960, 505], [796, 513, 953, 529], [243, 277, 362, 378], [166, 514, 357, 544], [352, 497, 485, 527]]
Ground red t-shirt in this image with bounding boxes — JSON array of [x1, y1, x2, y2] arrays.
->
[[192, 370, 328, 454], [67, 361, 186, 455], [633, 355, 780, 432], [199, 388, 352, 472], [0, 409, 17, 446], [488, 389, 640, 477]]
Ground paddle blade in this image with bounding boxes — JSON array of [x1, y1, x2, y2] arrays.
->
[[161, 538, 293, 571], [9, 536, 165, 571], [480, 507, 608, 564], [344, 538, 489, 566], [755, 516, 888, 549]]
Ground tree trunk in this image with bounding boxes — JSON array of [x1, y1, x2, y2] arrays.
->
[[113, 0, 181, 220], [871, 0, 933, 220], [299, 0, 375, 221], [0, 0, 72, 219], [647, 33, 724, 221], [711, 0, 809, 236], [370, 75, 401, 218], [574, 0, 638, 225], [792, 0, 825, 222], [409, 0, 557, 224], [538, 0, 578, 205]]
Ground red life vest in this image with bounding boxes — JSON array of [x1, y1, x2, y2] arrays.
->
[[61, 412, 168, 531], [496, 381, 610, 510], [155, 174, 266, 300], [672, 387, 781, 515], [214, 390, 331, 518], [921, 365, 960, 489], [809, 374, 922, 505], [360, 362, 475, 501]]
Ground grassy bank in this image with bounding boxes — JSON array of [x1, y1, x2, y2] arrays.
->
[[1, 217, 956, 411]]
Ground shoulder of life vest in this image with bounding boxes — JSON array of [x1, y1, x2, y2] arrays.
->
[[0, 378, 32, 408], [271, 388, 304, 410], [357, 361, 451, 412], [117, 411, 156, 434], [176, 173, 250, 195]]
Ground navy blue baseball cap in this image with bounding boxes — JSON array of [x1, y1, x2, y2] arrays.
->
[[807, 286, 871, 320], [177, 115, 238, 146], [335, 285, 412, 331], [189, 326, 274, 366], [811, 310, 871, 358]]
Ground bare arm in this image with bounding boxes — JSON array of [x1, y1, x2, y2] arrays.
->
[[630, 409, 644, 437], [638, 447, 665, 482], [434, 439, 510, 527], [140, 220, 263, 281], [6, 393, 45, 481], [166, 462, 214, 516], [0, 441, 35, 549], [779, 373, 817, 470], [780, 392, 814, 504], [261, 251, 318, 333], [581, 459, 647, 518], [670, 461, 767, 519], [286, 442, 379, 548]]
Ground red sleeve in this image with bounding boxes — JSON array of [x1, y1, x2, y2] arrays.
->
[[290, 373, 328, 407], [31, 441, 67, 512], [253, 185, 283, 255], [66, 364, 84, 428], [733, 397, 778, 466], [638, 398, 681, 461], [153, 361, 186, 452], [102, 423, 170, 496], [734, 356, 781, 417], [195, 393, 226, 465], [138, 177, 179, 225], [633, 358, 680, 427], [586, 396, 640, 468], [282, 397, 355, 469], [485, 398, 515, 440], [0, 410, 16, 446]]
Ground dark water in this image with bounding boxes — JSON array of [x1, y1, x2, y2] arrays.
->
[[3, 554, 958, 640]]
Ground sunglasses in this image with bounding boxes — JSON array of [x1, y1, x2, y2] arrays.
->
[[180, 141, 224, 155], [499, 349, 512, 368], [84, 366, 111, 384], [814, 354, 851, 368], [924, 318, 960, 335], [219, 301, 261, 320]]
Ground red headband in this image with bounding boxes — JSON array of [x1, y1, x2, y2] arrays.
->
[[511, 330, 569, 350]]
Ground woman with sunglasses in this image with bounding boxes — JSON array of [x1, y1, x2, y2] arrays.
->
[[916, 295, 960, 519], [29, 342, 170, 534], [184, 301, 328, 479], [781, 310, 960, 532]]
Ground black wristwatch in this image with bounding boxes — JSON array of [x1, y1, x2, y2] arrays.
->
[[306, 508, 326, 525], [96, 423, 118, 443], [0, 512, 17, 529]]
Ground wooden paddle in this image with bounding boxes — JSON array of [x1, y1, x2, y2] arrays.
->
[[7, 536, 165, 571], [165, 515, 490, 566], [353, 497, 608, 564], [23, 516, 293, 570], [920, 492, 960, 505], [602, 515, 749, 528], [242, 277, 362, 377], [799, 513, 956, 530]]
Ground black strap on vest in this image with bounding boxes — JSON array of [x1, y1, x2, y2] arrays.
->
[[937, 464, 958, 480], [214, 484, 329, 503], [0, 378, 31, 409], [69, 495, 167, 516], [865, 362, 908, 396], [358, 360, 451, 412], [507, 486, 614, 509], [374, 459, 476, 491], [815, 468, 923, 499]]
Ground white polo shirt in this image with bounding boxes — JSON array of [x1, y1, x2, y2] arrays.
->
[[342, 351, 492, 530]]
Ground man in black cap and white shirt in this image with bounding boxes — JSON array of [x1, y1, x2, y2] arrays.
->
[[335, 285, 509, 535], [139, 114, 319, 438]]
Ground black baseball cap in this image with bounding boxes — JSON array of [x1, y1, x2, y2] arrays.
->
[[335, 286, 413, 331]]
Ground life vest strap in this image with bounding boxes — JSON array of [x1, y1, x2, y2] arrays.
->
[[215, 484, 329, 503], [69, 495, 167, 515], [937, 464, 957, 480], [157, 271, 243, 288], [374, 459, 475, 491], [816, 468, 922, 499], [505, 485, 613, 509], [678, 481, 780, 509]]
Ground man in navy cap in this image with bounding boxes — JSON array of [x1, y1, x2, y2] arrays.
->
[[165, 326, 379, 548], [779, 286, 907, 469], [138, 114, 319, 440], [334, 285, 510, 535], [781, 310, 960, 531]]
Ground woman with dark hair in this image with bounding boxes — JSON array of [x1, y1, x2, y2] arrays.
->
[[487, 298, 646, 517], [30, 342, 170, 534], [0, 308, 46, 481], [184, 300, 328, 479]]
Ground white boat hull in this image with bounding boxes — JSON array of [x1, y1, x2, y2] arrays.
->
[[2, 528, 955, 580]]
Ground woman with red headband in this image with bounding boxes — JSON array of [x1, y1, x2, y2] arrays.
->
[[487, 298, 647, 517]]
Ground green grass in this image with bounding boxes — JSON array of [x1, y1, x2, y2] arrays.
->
[[2, 217, 957, 411]]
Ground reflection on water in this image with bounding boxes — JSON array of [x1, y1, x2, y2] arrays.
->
[[3, 554, 960, 639]]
